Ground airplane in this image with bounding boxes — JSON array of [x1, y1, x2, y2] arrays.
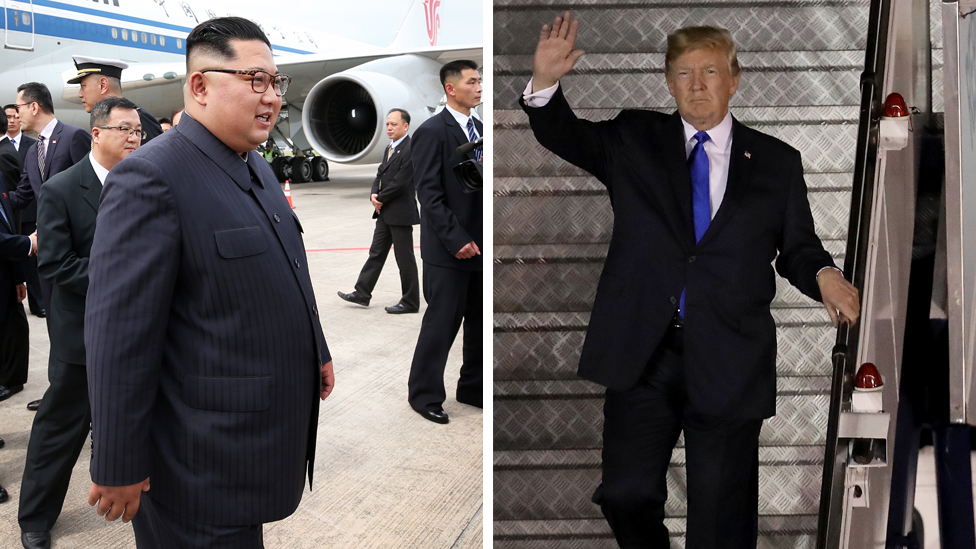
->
[[0, 0, 483, 181]]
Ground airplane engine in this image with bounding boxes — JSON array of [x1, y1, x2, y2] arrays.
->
[[302, 55, 444, 164]]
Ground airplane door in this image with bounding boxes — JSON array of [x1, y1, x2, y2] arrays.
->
[[4, 0, 34, 51]]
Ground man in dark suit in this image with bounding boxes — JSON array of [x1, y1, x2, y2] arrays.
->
[[406, 60, 483, 425], [0, 187, 35, 505], [7, 83, 91, 311], [0, 107, 29, 403], [338, 108, 420, 314], [70, 55, 164, 144], [85, 17, 333, 548], [17, 97, 142, 549], [522, 14, 861, 548], [4, 104, 42, 318]]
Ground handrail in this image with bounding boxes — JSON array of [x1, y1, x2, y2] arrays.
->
[[815, 0, 892, 546]]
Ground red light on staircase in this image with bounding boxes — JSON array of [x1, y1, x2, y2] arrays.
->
[[882, 93, 909, 119], [855, 362, 883, 390]]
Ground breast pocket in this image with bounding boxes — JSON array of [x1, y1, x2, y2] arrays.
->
[[214, 226, 267, 259]]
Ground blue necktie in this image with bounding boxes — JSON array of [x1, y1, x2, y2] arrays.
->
[[466, 118, 482, 162], [679, 131, 711, 317]]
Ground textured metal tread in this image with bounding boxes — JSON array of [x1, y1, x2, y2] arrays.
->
[[494, 307, 833, 329], [494, 240, 847, 261], [496, 124, 858, 177], [494, 5, 869, 55], [495, 392, 830, 450], [495, 106, 860, 128], [496, 50, 866, 75]]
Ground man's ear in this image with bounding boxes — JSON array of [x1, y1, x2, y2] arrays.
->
[[186, 72, 208, 106], [445, 83, 456, 98]]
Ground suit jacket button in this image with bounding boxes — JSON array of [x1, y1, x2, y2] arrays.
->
[[688, 255, 696, 263], [274, 213, 281, 222], [670, 296, 677, 305]]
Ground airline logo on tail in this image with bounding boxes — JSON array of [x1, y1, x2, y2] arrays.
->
[[424, 0, 440, 45]]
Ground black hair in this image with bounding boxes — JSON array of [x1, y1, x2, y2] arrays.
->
[[90, 96, 139, 129], [438, 60, 479, 90], [16, 83, 55, 115], [388, 108, 410, 125], [185, 17, 272, 71]]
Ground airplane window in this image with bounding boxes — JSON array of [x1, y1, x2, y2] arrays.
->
[[121, 29, 128, 40], [22, 14, 30, 26], [177, 38, 183, 49], [132, 31, 138, 42], [151, 35, 157, 45], [112, 28, 118, 39], [160, 36, 166, 46], [142, 32, 147, 43]]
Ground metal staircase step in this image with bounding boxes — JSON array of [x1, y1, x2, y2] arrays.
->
[[494, 446, 824, 520], [495, 378, 829, 451], [494, 3, 869, 55]]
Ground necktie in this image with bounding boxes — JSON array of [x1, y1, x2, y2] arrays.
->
[[387, 143, 395, 163], [37, 135, 46, 182], [11, 137, 16, 150], [466, 118, 482, 162], [679, 131, 711, 317]]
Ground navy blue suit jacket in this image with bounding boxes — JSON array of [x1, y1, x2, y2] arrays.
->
[[521, 87, 834, 419], [411, 109, 483, 271], [86, 114, 329, 526], [8, 121, 90, 211]]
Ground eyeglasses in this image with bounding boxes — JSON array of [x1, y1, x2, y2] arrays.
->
[[96, 126, 146, 139], [13, 102, 34, 111], [200, 69, 291, 96]]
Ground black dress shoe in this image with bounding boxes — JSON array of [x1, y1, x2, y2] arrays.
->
[[26, 399, 41, 411], [0, 483, 7, 503], [415, 407, 449, 424], [32, 309, 45, 318], [385, 303, 419, 314], [0, 383, 23, 402], [337, 291, 369, 307], [22, 531, 51, 549], [0, 436, 5, 448]]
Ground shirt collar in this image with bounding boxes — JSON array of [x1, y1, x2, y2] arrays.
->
[[390, 134, 407, 149], [88, 152, 110, 184], [680, 111, 733, 151], [8, 132, 20, 144], [38, 118, 58, 142], [445, 104, 480, 136]]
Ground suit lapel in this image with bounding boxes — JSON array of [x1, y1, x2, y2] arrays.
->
[[443, 110, 471, 160], [699, 118, 750, 246], [79, 160, 101, 213], [659, 113, 695, 248], [176, 115, 252, 191], [44, 122, 65, 180], [0, 193, 12, 231]]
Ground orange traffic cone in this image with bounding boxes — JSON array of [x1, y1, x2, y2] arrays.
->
[[284, 180, 296, 209]]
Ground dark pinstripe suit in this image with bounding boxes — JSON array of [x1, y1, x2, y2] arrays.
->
[[86, 114, 329, 539]]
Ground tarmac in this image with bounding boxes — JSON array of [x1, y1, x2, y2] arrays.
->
[[0, 163, 483, 548]]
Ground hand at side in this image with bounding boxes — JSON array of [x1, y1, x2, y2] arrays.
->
[[818, 268, 860, 327], [88, 477, 151, 522]]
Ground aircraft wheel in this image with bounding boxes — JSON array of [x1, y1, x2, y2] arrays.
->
[[271, 157, 287, 182], [311, 157, 329, 181], [291, 157, 312, 183]]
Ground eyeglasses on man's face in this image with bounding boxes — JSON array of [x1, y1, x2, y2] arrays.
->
[[200, 69, 291, 96], [96, 126, 146, 139], [13, 102, 34, 111]]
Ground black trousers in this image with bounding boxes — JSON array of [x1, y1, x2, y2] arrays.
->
[[592, 326, 763, 549], [0, 301, 29, 387], [408, 263, 482, 411], [19, 357, 90, 532], [132, 493, 264, 549], [354, 218, 419, 310], [20, 221, 44, 314]]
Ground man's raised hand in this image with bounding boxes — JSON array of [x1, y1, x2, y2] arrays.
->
[[533, 11, 585, 92]]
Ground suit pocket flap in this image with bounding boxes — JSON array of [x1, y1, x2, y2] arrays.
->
[[214, 226, 267, 258], [183, 375, 272, 412]]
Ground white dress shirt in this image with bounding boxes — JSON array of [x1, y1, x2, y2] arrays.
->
[[446, 104, 480, 140], [8, 132, 22, 151]]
